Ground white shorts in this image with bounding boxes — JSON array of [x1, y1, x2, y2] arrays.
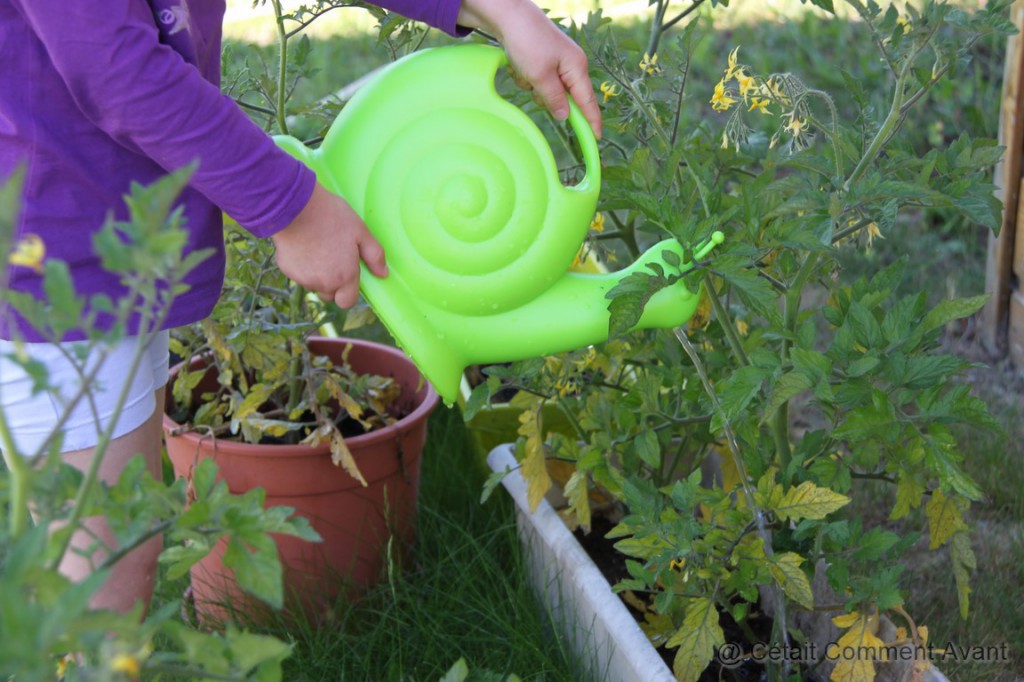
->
[[0, 331, 170, 459]]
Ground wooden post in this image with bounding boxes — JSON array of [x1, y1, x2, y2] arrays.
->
[[982, 0, 1024, 361]]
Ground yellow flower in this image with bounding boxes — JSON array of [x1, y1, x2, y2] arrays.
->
[[865, 221, 884, 249], [110, 654, 141, 677], [748, 97, 771, 115], [760, 77, 790, 107], [785, 114, 808, 138], [590, 212, 605, 233], [735, 70, 757, 100], [56, 653, 75, 678], [710, 79, 737, 112], [7, 233, 45, 272], [736, 319, 749, 337], [639, 52, 662, 76], [670, 557, 687, 571], [600, 81, 620, 103], [554, 377, 577, 397], [725, 46, 741, 80], [897, 15, 912, 34]]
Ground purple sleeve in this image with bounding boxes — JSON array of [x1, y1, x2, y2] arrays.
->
[[375, 0, 465, 36], [12, 0, 314, 239]]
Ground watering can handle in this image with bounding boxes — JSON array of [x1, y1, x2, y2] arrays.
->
[[563, 97, 601, 195]]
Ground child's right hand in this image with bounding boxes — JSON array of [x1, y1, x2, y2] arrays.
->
[[457, 0, 602, 141], [271, 182, 388, 309]]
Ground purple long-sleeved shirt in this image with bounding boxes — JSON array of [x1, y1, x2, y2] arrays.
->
[[0, 0, 461, 341]]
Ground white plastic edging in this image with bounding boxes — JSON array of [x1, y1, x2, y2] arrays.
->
[[487, 444, 675, 682]]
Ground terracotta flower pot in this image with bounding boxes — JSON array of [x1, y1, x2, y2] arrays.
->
[[162, 337, 439, 624]]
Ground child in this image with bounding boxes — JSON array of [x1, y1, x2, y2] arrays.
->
[[0, 0, 601, 613]]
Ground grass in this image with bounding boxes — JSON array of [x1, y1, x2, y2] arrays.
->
[[152, 407, 599, 682]]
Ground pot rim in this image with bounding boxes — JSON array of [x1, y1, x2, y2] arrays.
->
[[161, 336, 440, 456]]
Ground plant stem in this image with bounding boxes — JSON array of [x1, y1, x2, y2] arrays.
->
[[706, 282, 749, 367], [48, 315, 164, 571], [645, 0, 668, 60], [286, 284, 306, 415], [673, 327, 792, 665], [0, 414, 31, 538], [774, 252, 820, 477], [843, 49, 914, 192], [270, 0, 290, 137], [96, 520, 174, 572]]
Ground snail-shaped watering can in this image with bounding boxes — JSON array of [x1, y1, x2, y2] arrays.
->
[[275, 44, 724, 404]]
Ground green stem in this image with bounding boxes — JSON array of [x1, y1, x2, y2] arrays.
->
[[270, 0, 290, 137], [831, 217, 874, 244], [673, 328, 791, 659], [96, 520, 174, 572], [47, 313, 162, 571], [607, 211, 641, 258], [645, 0, 668, 60], [773, 253, 821, 476], [706, 282, 749, 367], [1, 415, 31, 538], [843, 52, 913, 192], [286, 284, 306, 414]]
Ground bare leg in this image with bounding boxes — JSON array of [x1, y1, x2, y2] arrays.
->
[[58, 389, 166, 614]]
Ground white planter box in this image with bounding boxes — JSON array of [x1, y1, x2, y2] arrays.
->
[[487, 444, 674, 682]]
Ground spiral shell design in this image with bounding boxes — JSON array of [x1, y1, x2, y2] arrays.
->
[[362, 104, 578, 316]]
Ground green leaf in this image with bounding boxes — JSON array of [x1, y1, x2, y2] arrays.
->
[[605, 270, 670, 339], [845, 356, 880, 378], [667, 598, 725, 682], [768, 552, 814, 610], [159, 544, 210, 580], [851, 528, 900, 560], [711, 365, 770, 431], [802, 0, 835, 13], [897, 355, 968, 389], [847, 301, 882, 349], [719, 264, 783, 326], [923, 428, 984, 501], [760, 371, 814, 425], [191, 459, 220, 501], [791, 348, 832, 380], [925, 489, 967, 549], [235, 383, 276, 421], [920, 295, 988, 333], [439, 659, 469, 682], [564, 470, 592, 533], [223, 535, 283, 609], [832, 396, 896, 442], [633, 429, 661, 469], [480, 466, 509, 505], [891, 471, 924, 520], [518, 408, 551, 513], [951, 531, 976, 619], [462, 378, 494, 422], [228, 630, 293, 672], [774, 481, 850, 522]]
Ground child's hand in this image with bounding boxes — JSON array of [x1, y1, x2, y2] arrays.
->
[[457, 0, 602, 140], [271, 182, 388, 308]]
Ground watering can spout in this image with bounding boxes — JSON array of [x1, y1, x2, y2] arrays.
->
[[362, 231, 726, 404]]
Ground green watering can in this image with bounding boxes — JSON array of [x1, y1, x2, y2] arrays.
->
[[275, 44, 723, 405]]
